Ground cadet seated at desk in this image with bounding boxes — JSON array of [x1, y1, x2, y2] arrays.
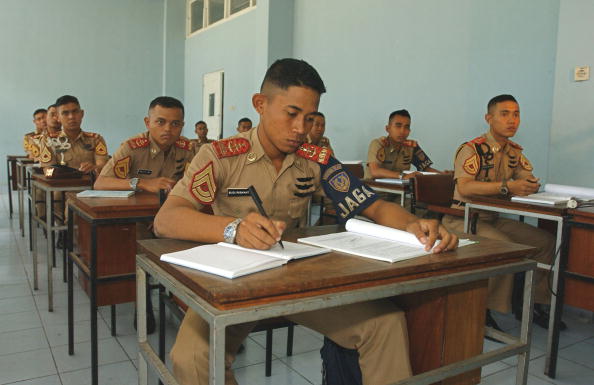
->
[[94, 96, 193, 193], [190, 120, 213, 155], [39, 95, 109, 176], [442, 94, 563, 330], [154, 58, 459, 385], [236, 117, 252, 133], [24, 108, 47, 160], [307, 111, 334, 155], [364, 109, 445, 180]]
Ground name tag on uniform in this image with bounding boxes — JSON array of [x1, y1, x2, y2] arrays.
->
[[137, 169, 152, 175], [227, 188, 250, 197]]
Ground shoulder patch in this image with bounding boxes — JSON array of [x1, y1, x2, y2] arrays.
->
[[190, 162, 216, 205], [470, 136, 486, 145], [40, 146, 52, 163], [128, 137, 150, 149], [376, 147, 386, 162], [519, 154, 533, 171], [114, 156, 131, 179], [30, 144, 40, 158], [174, 137, 191, 151], [212, 138, 250, 159], [402, 140, 418, 147], [296, 143, 331, 165], [508, 140, 523, 150], [463, 153, 480, 175], [95, 141, 107, 156], [83, 132, 98, 138]]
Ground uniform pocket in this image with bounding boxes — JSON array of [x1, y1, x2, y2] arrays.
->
[[288, 197, 309, 219]]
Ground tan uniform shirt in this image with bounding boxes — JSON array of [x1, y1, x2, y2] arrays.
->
[[172, 127, 322, 229], [24, 132, 43, 160], [189, 138, 214, 156], [99, 132, 194, 181], [364, 136, 433, 179], [452, 131, 534, 212], [39, 130, 109, 168]]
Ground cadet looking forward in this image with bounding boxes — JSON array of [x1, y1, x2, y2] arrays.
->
[[364, 109, 444, 180], [190, 120, 213, 154], [442, 94, 559, 329], [154, 58, 458, 385], [236, 117, 252, 133], [94, 96, 193, 193], [24, 108, 47, 159]]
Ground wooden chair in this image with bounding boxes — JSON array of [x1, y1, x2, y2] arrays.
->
[[412, 174, 477, 233]]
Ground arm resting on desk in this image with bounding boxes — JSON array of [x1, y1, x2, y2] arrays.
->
[[457, 177, 539, 197], [368, 162, 403, 179]]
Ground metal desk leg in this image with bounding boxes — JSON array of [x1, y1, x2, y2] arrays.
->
[[46, 188, 54, 312], [67, 206, 75, 356], [137, 265, 149, 385], [544, 218, 564, 376], [463, 204, 470, 233], [209, 320, 226, 385], [90, 223, 98, 385], [28, 181, 33, 251], [18, 166, 25, 236], [158, 285, 165, 385], [7, 159, 13, 218], [516, 269, 535, 385], [31, 182, 39, 291]]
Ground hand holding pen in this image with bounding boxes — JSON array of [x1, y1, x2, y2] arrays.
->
[[247, 185, 285, 249]]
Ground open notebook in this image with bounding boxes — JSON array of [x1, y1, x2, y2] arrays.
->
[[160, 241, 330, 279], [298, 219, 475, 263], [511, 184, 594, 206], [76, 190, 135, 198]]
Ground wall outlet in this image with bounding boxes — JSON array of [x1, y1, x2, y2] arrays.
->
[[574, 66, 590, 81]]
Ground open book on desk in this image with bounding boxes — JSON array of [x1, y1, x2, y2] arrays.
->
[[160, 241, 330, 279], [511, 184, 594, 206], [374, 178, 410, 185], [298, 218, 475, 263], [76, 190, 135, 198]]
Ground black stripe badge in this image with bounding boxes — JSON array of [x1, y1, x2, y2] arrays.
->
[[227, 188, 250, 197]]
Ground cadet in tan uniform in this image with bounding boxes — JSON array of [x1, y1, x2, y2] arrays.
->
[[190, 120, 214, 155], [236, 117, 252, 133], [94, 96, 193, 192], [442, 94, 560, 329], [364, 109, 444, 180], [39, 95, 109, 174], [45, 104, 62, 136], [154, 58, 458, 385], [307, 111, 334, 155], [24, 108, 47, 160]]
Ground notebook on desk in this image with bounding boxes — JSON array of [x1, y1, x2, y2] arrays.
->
[[374, 178, 410, 185], [76, 190, 135, 198], [511, 184, 594, 206]]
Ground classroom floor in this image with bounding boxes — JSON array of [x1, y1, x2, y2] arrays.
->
[[1, 187, 593, 385]]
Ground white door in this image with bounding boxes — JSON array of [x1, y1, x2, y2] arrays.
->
[[203, 70, 224, 139]]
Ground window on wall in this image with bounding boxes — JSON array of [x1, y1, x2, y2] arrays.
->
[[188, 0, 256, 36]]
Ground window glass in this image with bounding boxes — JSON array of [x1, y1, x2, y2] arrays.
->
[[190, 0, 204, 32], [230, 0, 250, 15], [209, 0, 225, 25]]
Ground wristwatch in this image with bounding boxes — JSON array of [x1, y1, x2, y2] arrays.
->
[[129, 177, 140, 191], [223, 218, 242, 244], [500, 179, 509, 196]]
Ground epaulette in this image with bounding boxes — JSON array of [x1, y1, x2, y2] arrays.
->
[[128, 137, 150, 149], [466, 136, 486, 148], [296, 143, 331, 165], [402, 139, 418, 147], [508, 140, 523, 150], [212, 138, 250, 158], [174, 137, 192, 151], [83, 132, 99, 138], [380, 137, 389, 147]]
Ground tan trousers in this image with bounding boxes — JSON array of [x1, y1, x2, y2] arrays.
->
[[442, 215, 554, 313], [170, 299, 412, 385]]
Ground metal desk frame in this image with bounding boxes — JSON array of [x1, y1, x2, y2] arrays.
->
[[6, 155, 28, 219], [16, 159, 36, 237], [66, 203, 155, 385], [463, 202, 566, 378], [136, 253, 536, 385], [30, 178, 92, 309]]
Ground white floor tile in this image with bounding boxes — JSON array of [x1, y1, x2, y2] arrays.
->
[[557, 340, 594, 370], [234, 359, 312, 385], [0, 328, 49, 356], [0, 310, 43, 333], [3, 374, 62, 385], [0, 283, 32, 300], [250, 325, 323, 358], [0, 348, 57, 384], [43, 318, 111, 347], [479, 367, 554, 384], [38, 303, 92, 326], [529, 356, 594, 385], [232, 336, 270, 369], [280, 349, 322, 384], [51, 337, 129, 373], [60, 360, 138, 385]]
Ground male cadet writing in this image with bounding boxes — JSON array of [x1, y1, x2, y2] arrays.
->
[[94, 96, 193, 193], [39, 95, 109, 175], [442, 94, 561, 330], [364, 109, 445, 180], [154, 58, 458, 385]]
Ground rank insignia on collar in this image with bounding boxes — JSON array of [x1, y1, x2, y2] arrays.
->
[[519, 154, 533, 171], [95, 141, 107, 155], [402, 140, 418, 147], [469, 136, 486, 145], [296, 143, 330, 165], [212, 138, 250, 159], [128, 137, 149, 149], [328, 171, 350, 192], [463, 153, 480, 175], [114, 156, 130, 179], [190, 162, 216, 205]]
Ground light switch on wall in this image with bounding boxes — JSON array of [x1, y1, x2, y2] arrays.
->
[[574, 66, 590, 81]]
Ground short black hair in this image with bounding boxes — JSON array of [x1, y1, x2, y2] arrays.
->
[[260, 58, 326, 95], [195, 120, 206, 127], [148, 96, 184, 116], [487, 94, 518, 112], [311, 112, 325, 119], [388, 109, 410, 122], [238, 117, 252, 125], [55, 95, 80, 108], [47, 104, 56, 110], [33, 108, 47, 117]]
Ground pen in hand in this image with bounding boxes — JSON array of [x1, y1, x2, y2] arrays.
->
[[247, 185, 285, 249]]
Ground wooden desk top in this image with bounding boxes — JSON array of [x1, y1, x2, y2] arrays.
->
[[138, 226, 535, 310], [66, 191, 161, 219], [7, 155, 28, 160], [467, 196, 567, 217], [363, 179, 408, 191], [32, 174, 93, 188]]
